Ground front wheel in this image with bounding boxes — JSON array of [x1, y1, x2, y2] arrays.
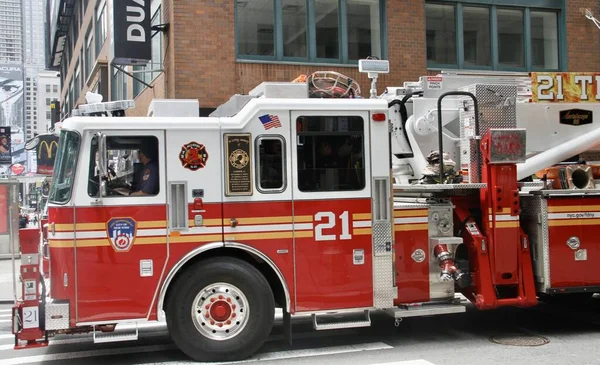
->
[[166, 257, 275, 362]]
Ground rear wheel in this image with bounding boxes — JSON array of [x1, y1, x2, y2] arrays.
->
[[166, 257, 275, 362]]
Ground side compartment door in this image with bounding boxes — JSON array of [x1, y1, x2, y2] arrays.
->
[[291, 111, 374, 311], [74, 130, 167, 323]]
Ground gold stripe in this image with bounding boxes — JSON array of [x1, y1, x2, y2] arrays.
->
[[188, 218, 223, 227], [294, 231, 314, 238], [50, 229, 316, 248], [189, 216, 315, 227], [170, 234, 223, 243], [488, 221, 520, 228], [395, 223, 429, 231], [353, 228, 372, 235], [234, 215, 313, 224], [293, 216, 314, 223], [225, 231, 312, 241], [136, 237, 167, 245], [54, 223, 73, 231], [394, 210, 428, 218], [75, 239, 109, 247], [56, 223, 104, 231], [549, 218, 600, 227], [547, 205, 600, 213], [56, 221, 168, 231], [353, 213, 372, 220], [488, 208, 512, 214], [138, 220, 167, 229], [49, 240, 74, 248]]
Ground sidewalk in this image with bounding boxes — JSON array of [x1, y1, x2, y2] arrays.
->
[[0, 258, 20, 303]]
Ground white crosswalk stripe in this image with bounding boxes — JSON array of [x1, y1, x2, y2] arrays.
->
[[1, 344, 176, 365], [68, 342, 394, 365], [0, 330, 169, 351], [0, 336, 433, 365], [0, 305, 445, 365], [0, 328, 419, 365]]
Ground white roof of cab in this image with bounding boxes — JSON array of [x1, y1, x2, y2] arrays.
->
[[62, 97, 388, 133]]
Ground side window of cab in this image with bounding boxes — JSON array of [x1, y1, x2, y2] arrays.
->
[[256, 135, 286, 193], [296, 115, 365, 192], [88, 136, 160, 198]]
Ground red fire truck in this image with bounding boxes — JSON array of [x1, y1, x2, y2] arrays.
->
[[11, 61, 600, 362]]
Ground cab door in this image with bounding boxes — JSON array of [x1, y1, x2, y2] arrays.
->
[[74, 130, 167, 323], [220, 111, 295, 309], [291, 111, 374, 311]]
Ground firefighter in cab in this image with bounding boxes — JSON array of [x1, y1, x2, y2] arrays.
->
[[131, 144, 159, 196]]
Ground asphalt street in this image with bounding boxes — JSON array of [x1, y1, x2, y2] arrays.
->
[[0, 297, 599, 365]]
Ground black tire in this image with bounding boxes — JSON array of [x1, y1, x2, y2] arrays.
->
[[166, 257, 275, 362]]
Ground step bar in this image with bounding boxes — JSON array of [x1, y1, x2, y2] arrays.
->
[[384, 303, 466, 318], [93, 323, 139, 344], [312, 310, 371, 330]]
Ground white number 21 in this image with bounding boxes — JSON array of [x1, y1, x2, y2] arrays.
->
[[314, 211, 351, 241]]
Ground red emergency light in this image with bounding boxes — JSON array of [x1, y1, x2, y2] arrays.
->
[[372, 113, 386, 122]]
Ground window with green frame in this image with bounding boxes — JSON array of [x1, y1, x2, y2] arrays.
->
[[425, 0, 564, 71], [236, 0, 386, 64], [133, 6, 163, 97]]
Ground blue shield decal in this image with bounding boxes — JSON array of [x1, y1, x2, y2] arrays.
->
[[107, 218, 137, 252]]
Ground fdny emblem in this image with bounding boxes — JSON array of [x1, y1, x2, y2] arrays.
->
[[179, 142, 209, 171], [107, 218, 137, 252]]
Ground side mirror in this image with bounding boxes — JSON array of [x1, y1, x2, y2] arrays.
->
[[96, 132, 107, 176]]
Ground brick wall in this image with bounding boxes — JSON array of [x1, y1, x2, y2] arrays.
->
[[171, 0, 237, 108], [566, 0, 600, 71], [128, 74, 167, 117], [134, 0, 598, 114], [167, 1, 428, 110]]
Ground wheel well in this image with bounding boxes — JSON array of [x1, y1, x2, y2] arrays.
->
[[163, 247, 287, 312]]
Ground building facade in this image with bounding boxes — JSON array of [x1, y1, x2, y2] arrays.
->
[[50, 0, 600, 119], [23, 0, 49, 141], [36, 71, 60, 135], [0, 0, 22, 64]]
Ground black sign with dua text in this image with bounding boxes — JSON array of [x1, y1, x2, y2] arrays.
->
[[112, 0, 152, 66]]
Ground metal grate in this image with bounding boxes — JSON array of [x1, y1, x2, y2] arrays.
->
[[169, 182, 188, 231]]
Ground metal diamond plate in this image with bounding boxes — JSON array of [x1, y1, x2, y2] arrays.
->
[[372, 219, 394, 308], [373, 221, 392, 256], [458, 84, 518, 182], [45, 302, 70, 330]]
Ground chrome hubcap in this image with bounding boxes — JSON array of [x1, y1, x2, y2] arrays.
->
[[191, 282, 249, 341]]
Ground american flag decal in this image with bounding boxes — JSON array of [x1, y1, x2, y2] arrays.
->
[[258, 114, 282, 130]]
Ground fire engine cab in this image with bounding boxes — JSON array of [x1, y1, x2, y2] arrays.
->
[[12, 60, 600, 362]]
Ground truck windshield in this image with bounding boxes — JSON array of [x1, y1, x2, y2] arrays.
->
[[48, 130, 80, 204]]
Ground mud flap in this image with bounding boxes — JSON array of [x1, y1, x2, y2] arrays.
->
[[283, 310, 292, 346]]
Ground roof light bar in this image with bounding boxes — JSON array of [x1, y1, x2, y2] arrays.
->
[[75, 100, 135, 116]]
